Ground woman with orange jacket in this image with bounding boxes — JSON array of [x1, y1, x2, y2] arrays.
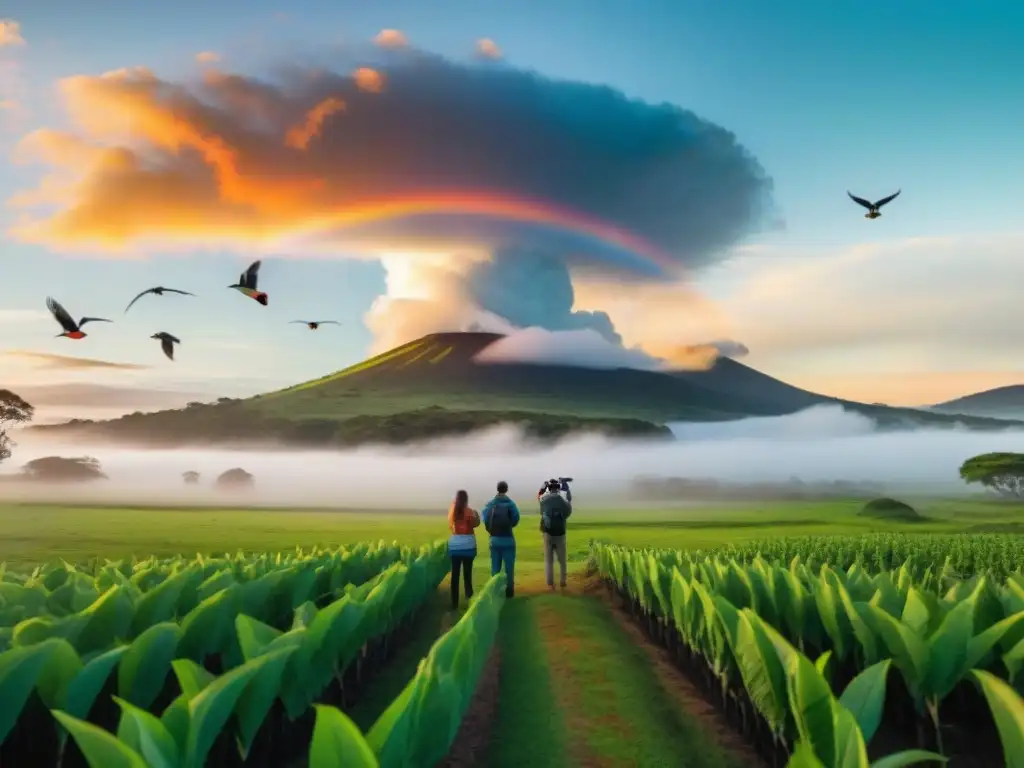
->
[[447, 489, 480, 609]]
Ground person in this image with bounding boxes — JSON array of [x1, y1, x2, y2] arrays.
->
[[481, 480, 520, 598], [447, 489, 480, 609], [538, 478, 573, 590]]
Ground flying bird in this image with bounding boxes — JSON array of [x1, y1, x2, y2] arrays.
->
[[150, 332, 181, 361], [289, 320, 341, 330], [228, 260, 267, 305], [46, 297, 111, 339], [847, 190, 901, 219], [124, 286, 195, 314]]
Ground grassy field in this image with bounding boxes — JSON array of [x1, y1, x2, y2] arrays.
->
[[4, 497, 1023, 767], [0, 497, 1018, 566]]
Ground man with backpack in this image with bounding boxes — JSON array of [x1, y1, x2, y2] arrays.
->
[[538, 478, 573, 590], [481, 480, 521, 598]]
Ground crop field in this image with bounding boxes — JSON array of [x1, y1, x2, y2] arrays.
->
[[2, 499, 1024, 766]]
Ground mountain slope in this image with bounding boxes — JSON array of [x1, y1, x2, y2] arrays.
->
[[931, 385, 1024, 419], [31, 331, 1024, 448]]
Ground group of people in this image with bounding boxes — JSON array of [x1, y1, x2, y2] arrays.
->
[[445, 478, 573, 607]]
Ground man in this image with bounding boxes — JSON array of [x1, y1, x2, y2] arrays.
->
[[538, 478, 573, 590], [481, 480, 520, 598]]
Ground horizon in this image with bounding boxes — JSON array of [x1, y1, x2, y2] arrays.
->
[[3, 1, 1023, 423]]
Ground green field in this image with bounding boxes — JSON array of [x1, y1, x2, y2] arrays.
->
[[2, 498, 1023, 767]]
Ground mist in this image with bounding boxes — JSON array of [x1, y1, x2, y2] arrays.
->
[[2, 406, 1021, 508]]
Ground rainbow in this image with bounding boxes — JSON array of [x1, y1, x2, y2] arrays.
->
[[297, 191, 678, 276]]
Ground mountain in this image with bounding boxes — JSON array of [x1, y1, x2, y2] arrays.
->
[[930, 385, 1024, 420], [30, 331, 1024, 448]]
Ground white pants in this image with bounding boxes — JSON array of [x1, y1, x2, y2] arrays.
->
[[544, 533, 567, 586]]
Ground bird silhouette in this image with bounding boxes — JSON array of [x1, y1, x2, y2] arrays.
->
[[289, 320, 341, 330], [125, 286, 195, 314], [46, 297, 111, 339], [847, 190, 901, 219], [150, 332, 181, 360], [228, 260, 267, 305]]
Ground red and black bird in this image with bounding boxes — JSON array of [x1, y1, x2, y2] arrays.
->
[[228, 260, 267, 305], [46, 297, 111, 339], [125, 286, 195, 314], [289, 320, 341, 330], [150, 332, 181, 360]]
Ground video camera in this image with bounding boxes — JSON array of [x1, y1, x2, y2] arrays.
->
[[541, 477, 573, 494]]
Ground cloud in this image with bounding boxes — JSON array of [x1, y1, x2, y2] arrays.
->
[[474, 327, 664, 370], [3, 350, 149, 371], [14, 382, 199, 409], [195, 51, 221, 65], [664, 340, 750, 370], [0, 97, 15, 110], [0, 309, 48, 325], [7, 37, 771, 363], [373, 29, 408, 48], [0, 20, 24, 47], [474, 39, 502, 60]]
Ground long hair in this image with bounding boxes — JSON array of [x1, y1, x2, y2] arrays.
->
[[453, 489, 469, 520]]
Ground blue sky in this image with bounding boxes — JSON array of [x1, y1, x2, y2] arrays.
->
[[2, 0, 1023, 418]]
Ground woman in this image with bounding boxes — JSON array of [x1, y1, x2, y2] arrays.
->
[[447, 489, 480, 609]]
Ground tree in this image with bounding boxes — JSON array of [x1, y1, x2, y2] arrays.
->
[[182, 471, 201, 485], [21, 456, 107, 483], [0, 389, 34, 466], [216, 467, 254, 490], [959, 452, 1024, 498]]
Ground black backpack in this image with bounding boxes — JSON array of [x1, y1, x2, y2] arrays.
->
[[541, 496, 567, 536], [487, 498, 514, 537]]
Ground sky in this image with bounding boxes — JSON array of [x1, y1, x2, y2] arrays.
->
[[1, 0, 1023, 422]]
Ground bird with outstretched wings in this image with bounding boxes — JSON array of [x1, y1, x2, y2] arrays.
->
[[46, 296, 111, 337], [124, 286, 195, 314]]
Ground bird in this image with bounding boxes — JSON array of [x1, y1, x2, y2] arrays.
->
[[124, 286, 195, 314], [46, 297, 112, 339], [847, 190, 901, 219], [150, 332, 181, 360], [228, 260, 267, 305], [289, 320, 341, 330]]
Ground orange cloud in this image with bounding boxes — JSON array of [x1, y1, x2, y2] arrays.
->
[[195, 51, 221, 65], [0, 20, 24, 47], [475, 39, 502, 60], [284, 96, 346, 150], [0, 98, 15, 110], [373, 29, 408, 48], [352, 68, 385, 94], [3, 350, 149, 371]]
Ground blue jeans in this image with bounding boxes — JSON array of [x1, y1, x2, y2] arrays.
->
[[490, 544, 516, 596]]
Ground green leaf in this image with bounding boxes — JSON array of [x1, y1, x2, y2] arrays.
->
[[832, 699, 870, 768], [114, 696, 181, 768], [63, 645, 129, 721], [787, 654, 836, 768], [172, 658, 216, 700], [870, 750, 947, 767], [235, 648, 296, 758], [923, 599, 974, 703], [183, 654, 267, 768], [865, 606, 928, 701], [971, 669, 1024, 768], [0, 642, 55, 746], [786, 740, 828, 767], [51, 710, 149, 768], [119, 623, 181, 709], [839, 659, 891, 744], [308, 704, 378, 768]]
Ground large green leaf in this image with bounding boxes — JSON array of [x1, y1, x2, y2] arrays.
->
[[308, 704, 378, 768], [234, 648, 296, 758], [118, 622, 181, 709], [971, 669, 1024, 768], [51, 710, 149, 768], [787, 654, 836, 768], [114, 696, 180, 768], [869, 751, 947, 768], [838, 659, 891, 744], [63, 645, 129, 721], [923, 599, 974, 703], [0, 642, 56, 745]]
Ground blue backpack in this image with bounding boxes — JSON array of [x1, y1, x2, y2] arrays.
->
[[487, 498, 514, 537]]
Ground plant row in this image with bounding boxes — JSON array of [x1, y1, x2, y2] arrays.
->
[[54, 572, 508, 768], [0, 542, 412, 652], [1, 543, 450, 767], [593, 542, 1024, 767], [704, 532, 1024, 584]]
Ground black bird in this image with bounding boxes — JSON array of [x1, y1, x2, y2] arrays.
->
[[124, 286, 195, 314], [228, 260, 267, 305], [289, 320, 341, 330], [847, 190, 901, 219], [150, 332, 181, 360], [46, 297, 111, 339]]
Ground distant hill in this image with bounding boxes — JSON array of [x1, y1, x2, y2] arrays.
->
[[30, 331, 1024, 448], [930, 385, 1024, 420]]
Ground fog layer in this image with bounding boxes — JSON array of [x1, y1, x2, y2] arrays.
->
[[2, 406, 1019, 508]]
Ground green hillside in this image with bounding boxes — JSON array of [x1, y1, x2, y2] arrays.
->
[[31, 331, 1024, 448]]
